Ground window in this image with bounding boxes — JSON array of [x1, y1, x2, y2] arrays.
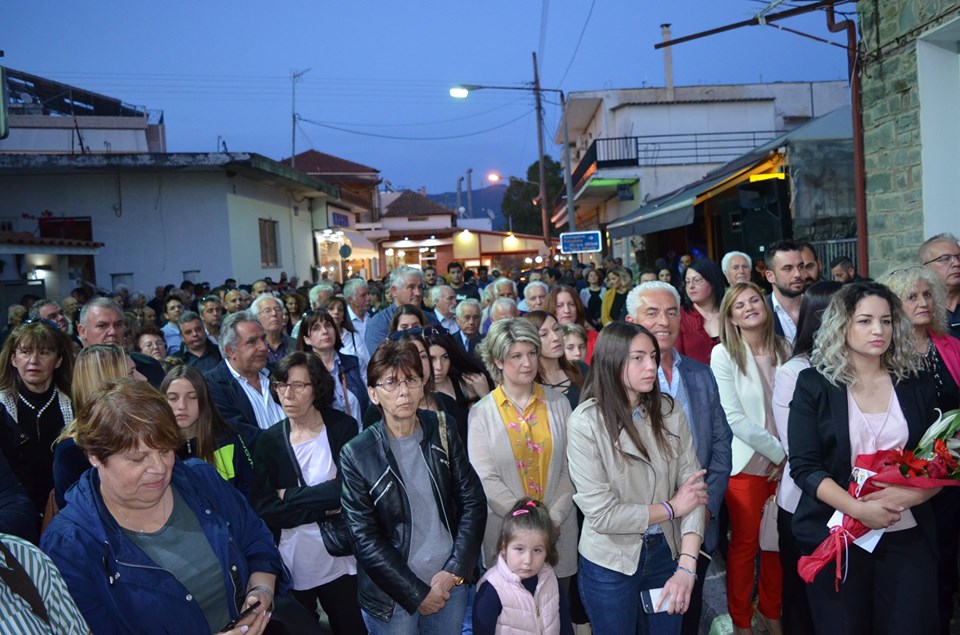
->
[[259, 219, 279, 267]]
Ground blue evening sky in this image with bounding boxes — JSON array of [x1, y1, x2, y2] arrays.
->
[[2, 1, 853, 194]]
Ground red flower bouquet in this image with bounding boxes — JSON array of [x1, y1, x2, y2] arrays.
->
[[797, 409, 960, 588]]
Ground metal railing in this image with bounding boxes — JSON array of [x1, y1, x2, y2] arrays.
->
[[810, 238, 858, 275]]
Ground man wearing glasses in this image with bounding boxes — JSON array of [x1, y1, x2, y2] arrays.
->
[[920, 232, 960, 338]]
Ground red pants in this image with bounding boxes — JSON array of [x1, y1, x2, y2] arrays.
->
[[725, 473, 783, 628]]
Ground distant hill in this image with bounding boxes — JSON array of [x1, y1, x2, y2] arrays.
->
[[429, 184, 507, 231]]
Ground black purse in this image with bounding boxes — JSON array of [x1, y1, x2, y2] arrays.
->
[[281, 419, 354, 557]]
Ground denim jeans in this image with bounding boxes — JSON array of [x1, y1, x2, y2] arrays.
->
[[362, 584, 469, 635], [577, 533, 682, 635]]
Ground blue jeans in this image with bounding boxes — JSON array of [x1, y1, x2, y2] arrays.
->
[[578, 533, 682, 635], [362, 584, 469, 635]]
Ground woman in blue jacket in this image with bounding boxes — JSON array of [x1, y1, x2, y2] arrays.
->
[[40, 380, 288, 635]]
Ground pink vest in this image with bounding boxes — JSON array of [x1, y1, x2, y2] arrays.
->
[[478, 554, 561, 635]]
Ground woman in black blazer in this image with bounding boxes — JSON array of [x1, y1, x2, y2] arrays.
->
[[252, 352, 366, 634], [788, 282, 940, 635]]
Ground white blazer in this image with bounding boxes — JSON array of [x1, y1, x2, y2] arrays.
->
[[710, 341, 785, 476]]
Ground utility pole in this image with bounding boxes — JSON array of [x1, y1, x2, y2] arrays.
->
[[466, 168, 474, 218], [532, 52, 549, 250], [456, 176, 464, 212], [290, 68, 311, 168]]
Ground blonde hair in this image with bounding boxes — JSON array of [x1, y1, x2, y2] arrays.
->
[[812, 282, 918, 387], [878, 267, 948, 336], [718, 282, 790, 374], [57, 345, 132, 444], [480, 318, 541, 385]]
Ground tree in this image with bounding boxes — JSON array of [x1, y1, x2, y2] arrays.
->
[[500, 155, 564, 238]]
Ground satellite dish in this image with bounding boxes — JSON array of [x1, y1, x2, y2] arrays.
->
[[457, 206, 467, 218]]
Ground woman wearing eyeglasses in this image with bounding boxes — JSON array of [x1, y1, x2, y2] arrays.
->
[[252, 352, 365, 634], [0, 320, 75, 520], [340, 339, 486, 633], [296, 309, 369, 427], [677, 259, 727, 365]]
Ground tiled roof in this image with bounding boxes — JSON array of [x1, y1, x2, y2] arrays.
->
[[285, 150, 379, 175], [0, 232, 104, 248], [382, 191, 456, 218]]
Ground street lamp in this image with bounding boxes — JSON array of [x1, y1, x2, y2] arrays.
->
[[450, 51, 577, 248], [486, 172, 541, 234]]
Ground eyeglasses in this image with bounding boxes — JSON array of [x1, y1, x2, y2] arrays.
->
[[922, 253, 960, 267], [22, 318, 62, 331], [684, 276, 706, 287], [388, 324, 449, 341], [259, 306, 283, 316], [375, 377, 424, 393], [272, 380, 310, 393], [887, 266, 924, 277], [201, 295, 221, 304]]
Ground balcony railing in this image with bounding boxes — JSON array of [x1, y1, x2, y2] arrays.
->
[[568, 130, 783, 196]]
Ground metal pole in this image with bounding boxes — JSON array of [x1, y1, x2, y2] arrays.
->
[[290, 69, 311, 168], [560, 92, 576, 232], [533, 52, 550, 249], [466, 168, 473, 217]]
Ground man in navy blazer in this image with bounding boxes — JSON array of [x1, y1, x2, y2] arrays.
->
[[627, 281, 733, 635]]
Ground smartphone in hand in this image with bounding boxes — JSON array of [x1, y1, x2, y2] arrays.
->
[[221, 600, 261, 632], [641, 587, 670, 614]]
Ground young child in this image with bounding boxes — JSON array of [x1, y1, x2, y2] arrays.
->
[[473, 498, 574, 635], [561, 323, 587, 365]]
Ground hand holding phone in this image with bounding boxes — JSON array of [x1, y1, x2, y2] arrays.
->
[[641, 588, 670, 614], [220, 600, 261, 632]]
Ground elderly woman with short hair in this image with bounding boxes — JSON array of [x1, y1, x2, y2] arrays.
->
[[339, 340, 486, 633], [469, 318, 578, 587], [41, 380, 296, 635]]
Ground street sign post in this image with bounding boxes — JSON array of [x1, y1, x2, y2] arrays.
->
[[559, 230, 602, 254]]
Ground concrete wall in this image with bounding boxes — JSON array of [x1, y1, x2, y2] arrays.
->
[[857, 0, 960, 274], [614, 101, 776, 137]]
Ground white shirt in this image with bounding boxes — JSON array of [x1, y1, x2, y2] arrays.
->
[[225, 360, 285, 430], [347, 305, 367, 342], [434, 309, 459, 335], [772, 356, 808, 513], [278, 431, 357, 589], [770, 292, 798, 345]]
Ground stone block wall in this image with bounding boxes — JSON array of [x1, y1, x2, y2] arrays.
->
[[857, 0, 960, 274]]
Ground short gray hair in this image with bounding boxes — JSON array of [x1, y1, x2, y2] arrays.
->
[[492, 277, 517, 299], [430, 284, 454, 304], [79, 297, 123, 327], [523, 280, 548, 300], [249, 293, 282, 317], [480, 318, 541, 384], [388, 266, 424, 291], [721, 250, 752, 274], [490, 296, 518, 318], [626, 281, 681, 320], [919, 232, 960, 264], [343, 278, 368, 300], [28, 299, 57, 320], [219, 311, 262, 358], [456, 298, 481, 319], [178, 311, 202, 328]]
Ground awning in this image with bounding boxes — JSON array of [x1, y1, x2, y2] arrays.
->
[[317, 228, 379, 260], [606, 154, 781, 240]]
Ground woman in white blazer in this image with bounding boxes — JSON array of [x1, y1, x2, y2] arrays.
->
[[469, 318, 578, 587], [710, 282, 791, 635]]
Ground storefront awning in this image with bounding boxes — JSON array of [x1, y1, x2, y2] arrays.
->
[[339, 229, 378, 260], [606, 154, 781, 240]]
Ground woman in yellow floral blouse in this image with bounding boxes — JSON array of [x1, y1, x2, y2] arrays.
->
[[469, 318, 578, 587]]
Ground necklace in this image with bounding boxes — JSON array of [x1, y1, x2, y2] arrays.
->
[[112, 490, 170, 534], [501, 386, 534, 414], [18, 387, 58, 442]]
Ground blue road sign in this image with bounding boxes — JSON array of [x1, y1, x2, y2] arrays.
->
[[560, 231, 602, 254]]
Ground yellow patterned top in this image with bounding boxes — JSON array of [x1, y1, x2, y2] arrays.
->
[[494, 383, 552, 499]]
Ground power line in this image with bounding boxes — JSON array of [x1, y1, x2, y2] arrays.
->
[[298, 110, 534, 141], [555, 0, 597, 87], [538, 0, 551, 68]]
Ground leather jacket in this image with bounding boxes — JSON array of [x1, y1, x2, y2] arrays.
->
[[339, 408, 486, 621]]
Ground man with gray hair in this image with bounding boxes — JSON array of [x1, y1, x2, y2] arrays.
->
[[77, 297, 164, 386], [721, 250, 753, 286], [430, 285, 459, 335], [518, 280, 548, 313], [920, 232, 960, 337], [204, 311, 283, 432], [489, 297, 518, 324], [626, 281, 732, 635], [308, 283, 336, 310], [455, 298, 483, 355], [27, 299, 69, 333], [364, 266, 424, 354], [344, 278, 372, 342], [250, 294, 295, 368]]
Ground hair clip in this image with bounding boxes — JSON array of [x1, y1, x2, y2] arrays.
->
[[525, 500, 537, 508], [512, 509, 530, 517]]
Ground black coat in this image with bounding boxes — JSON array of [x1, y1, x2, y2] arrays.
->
[[204, 361, 274, 445], [339, 409, 486, 620], [788, 368, 938, 551], [252, 408, 360, 543]]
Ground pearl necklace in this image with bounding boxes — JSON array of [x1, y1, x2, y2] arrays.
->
[[18, 387, 58, 442]]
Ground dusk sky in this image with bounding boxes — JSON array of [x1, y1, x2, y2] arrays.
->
[[3, 1, 853, 194]]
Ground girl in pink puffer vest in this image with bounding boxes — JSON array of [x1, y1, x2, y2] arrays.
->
[[472, 498, 573, 635]]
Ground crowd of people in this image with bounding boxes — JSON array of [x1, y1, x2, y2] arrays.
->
[[1, 232, 960, 635]]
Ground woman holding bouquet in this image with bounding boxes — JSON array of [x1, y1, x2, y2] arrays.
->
[[788, 281, 940, 634]]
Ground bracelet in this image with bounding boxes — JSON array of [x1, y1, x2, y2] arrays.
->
[[661, 501, 674, 520], [663, 500, 675, 520], [679, 552, 698, 564], [676, 565, 698, 581], [247, 584, 275, 609]]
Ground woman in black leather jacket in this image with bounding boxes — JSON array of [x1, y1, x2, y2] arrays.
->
[[339, 339, 486, 633]]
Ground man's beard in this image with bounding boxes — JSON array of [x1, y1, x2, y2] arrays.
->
[[776, 282, 803, 299]]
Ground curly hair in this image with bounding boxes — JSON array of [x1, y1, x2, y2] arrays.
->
[[811, 281, 918, 387], [878, 267, 948, 336]]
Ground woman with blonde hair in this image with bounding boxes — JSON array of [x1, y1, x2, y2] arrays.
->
[[600, 267, 632, 326], [789, 282, 940, 633], [711, 281, 791, 635]]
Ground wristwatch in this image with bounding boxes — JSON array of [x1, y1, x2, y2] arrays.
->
[[452, 574, 465, 586]]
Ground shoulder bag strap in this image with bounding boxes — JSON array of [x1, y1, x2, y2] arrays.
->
[[0, 540, 50, 625]]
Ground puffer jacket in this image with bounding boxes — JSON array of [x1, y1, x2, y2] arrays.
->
[[479, 555, 560, 635], [40, 458, 286, 635], [339, 408, 487, 621]]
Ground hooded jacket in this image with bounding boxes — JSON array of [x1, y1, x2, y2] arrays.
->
[[40, 458, 285, 635]]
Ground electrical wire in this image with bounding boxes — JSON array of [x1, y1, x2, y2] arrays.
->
[[298, 110, 534, 141], [555, 0, 597, 87]]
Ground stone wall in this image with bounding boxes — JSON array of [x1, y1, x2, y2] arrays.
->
[[857, 0, 960, 274]]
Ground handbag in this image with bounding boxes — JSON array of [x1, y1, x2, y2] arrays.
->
[[759, 494, 780, 552]]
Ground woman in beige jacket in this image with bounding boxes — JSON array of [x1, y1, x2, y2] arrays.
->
[[567, 322, 706, 635], [469, 318, 578, 586]]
